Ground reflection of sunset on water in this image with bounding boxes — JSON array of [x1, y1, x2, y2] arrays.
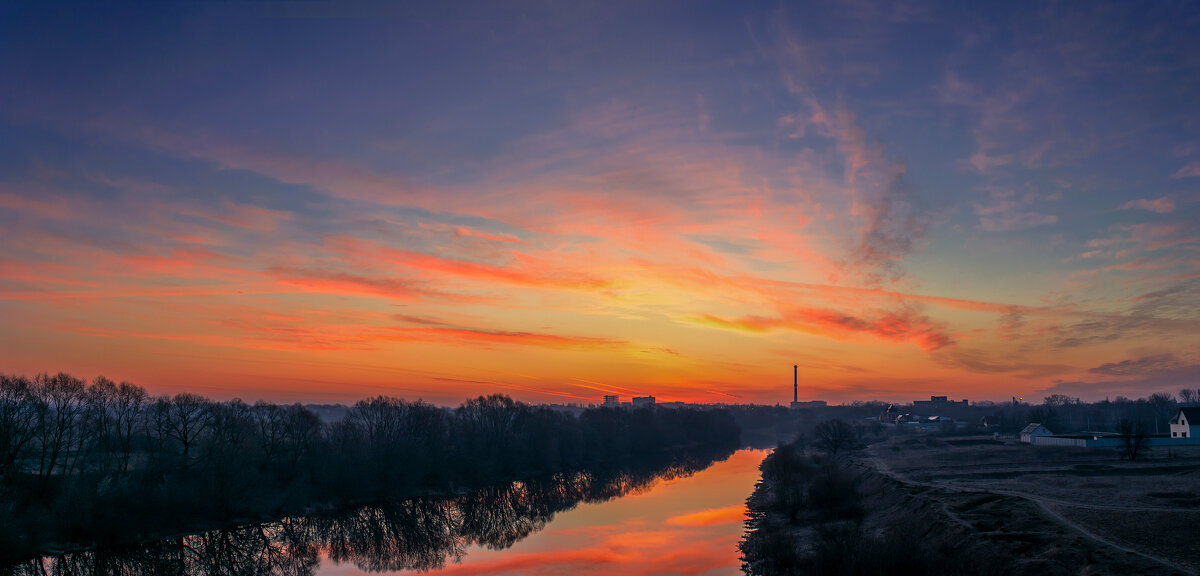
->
[[320, 449, 768, 576]]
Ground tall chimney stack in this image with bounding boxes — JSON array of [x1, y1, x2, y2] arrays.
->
[[793, 365, 798, 403]]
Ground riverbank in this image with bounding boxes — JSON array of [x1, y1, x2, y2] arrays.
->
[[0, 377, 741, 564], [741, 433, 1189, 575]]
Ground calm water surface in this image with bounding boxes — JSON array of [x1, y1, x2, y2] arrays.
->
[[318, 448, 767, 576], [19, 448, 766, 576]]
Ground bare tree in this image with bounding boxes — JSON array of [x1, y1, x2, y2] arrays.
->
[[250, 401, 321, 477], [280, 403, 321, 473], [252, 401, 287, 468], [455, 395, 519, 439], [209, 399, 253, 448], [112, 381, 147, 474], [30, 373, 89, 485], [1118, 418, 1149, 461], [83, 377, 118, 476], [813, 419, 858, 457], [0, 375, 38, 479], [1148, 392, 1176, 434], [1043, 394, 1079, 406], [154, 393, 214, 470], [1180, 389, 1197, 404]]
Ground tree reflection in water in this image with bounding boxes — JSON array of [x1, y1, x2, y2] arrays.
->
[[6, 450, 731, 576]]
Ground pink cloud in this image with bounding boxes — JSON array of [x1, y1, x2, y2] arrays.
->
[[974, 188, 1057, 232], [0, 189, 78, 219], [978, 210, 1057, 232], [1118, 196, 1175, 213], [1171, 161, 1200, 179]]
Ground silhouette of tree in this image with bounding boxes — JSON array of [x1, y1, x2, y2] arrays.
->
[[108, 381, 147, 475], [1180, 388, 1197, 404], [812, 419, 858, 456], [153, 393, 214, 470], [1147, 392, 1176, 434], [1043, 394, 1078, 406], [0, 375, 38, 481], [0, 371, 741, 562], [1118, 418, 1149, 461], [30, 373, 88, 486]]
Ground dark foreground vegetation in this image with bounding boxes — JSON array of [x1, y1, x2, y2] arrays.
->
[[4, 444, 734, 575], [0, 372, 740, 563], [740, 418, 1190, 576], [740, 429, 1013, 576]]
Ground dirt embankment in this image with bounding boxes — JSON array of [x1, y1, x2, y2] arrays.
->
[[863, 435, 1200, 575], [742, 435, 1195, 575]]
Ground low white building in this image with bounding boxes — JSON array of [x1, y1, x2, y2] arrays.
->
[[1020, 423, 1052, 444], [1169, 407, 1200, 439]]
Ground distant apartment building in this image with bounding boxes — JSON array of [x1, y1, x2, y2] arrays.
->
[[603, 395, 620, 408], [632, 395, 655, 407], [913, 395, 969, 410], [790, 400, 827, 409]]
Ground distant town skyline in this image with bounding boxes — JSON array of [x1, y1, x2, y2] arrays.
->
[[1, 1, 1199, 405]]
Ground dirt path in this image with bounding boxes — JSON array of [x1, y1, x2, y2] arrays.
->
[[863, 445, 1197, 575], [1018, 493, 1196, 575], [940, 484, 1196, 512]]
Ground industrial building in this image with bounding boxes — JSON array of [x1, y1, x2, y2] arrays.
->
[[789, 365, 826, 409]]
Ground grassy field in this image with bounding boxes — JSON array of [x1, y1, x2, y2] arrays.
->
[[862, 434, 1200, 575]]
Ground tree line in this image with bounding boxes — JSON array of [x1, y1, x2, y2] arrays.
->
[[0, 372, 740, 562], [1028, 391, 1192, 436], [727, 388, 1200, 448]]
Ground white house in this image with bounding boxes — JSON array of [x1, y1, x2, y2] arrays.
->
[[1169, 407, 1200, 439], [1020, 423, 1052, 444]]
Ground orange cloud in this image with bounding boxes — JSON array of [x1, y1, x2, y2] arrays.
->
[[113, 248, 246, 279], [643, 261, 1070, 317], [691, 305, 954, 352], [268, 266, 477, 303], [328, 237, 611, 291], [388, 327, 627, 351], [450, 224, 527, 245]]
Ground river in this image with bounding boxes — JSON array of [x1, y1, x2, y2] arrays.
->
[[317, 448, 768, 576], [16, 448, 767, 576]]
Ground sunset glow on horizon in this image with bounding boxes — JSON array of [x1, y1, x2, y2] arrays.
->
[[2, 1, 1199, 405]]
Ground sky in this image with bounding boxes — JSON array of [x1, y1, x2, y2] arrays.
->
[[1, 1, 1199, 406]]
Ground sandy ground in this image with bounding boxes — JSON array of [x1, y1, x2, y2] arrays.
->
[[862, 435, 1200, 575]]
